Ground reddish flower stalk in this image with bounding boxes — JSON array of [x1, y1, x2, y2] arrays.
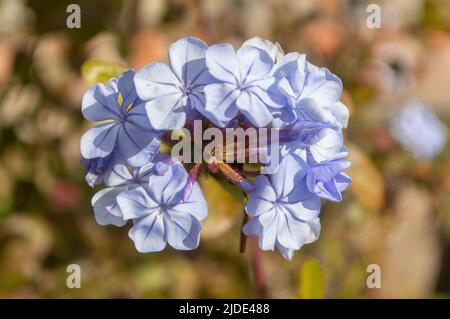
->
[[250, 237, 268, 298], [240, 213, 250, 253], [183, 163, 204, 201]]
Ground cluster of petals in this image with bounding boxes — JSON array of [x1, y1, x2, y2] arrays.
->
[[80, 36, 351, 259]]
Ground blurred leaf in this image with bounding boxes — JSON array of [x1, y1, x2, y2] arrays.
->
[[0, 40, 14, 86], [0, 214, 53, 287], [213, 175, 245, 204], [442, 197, 450, 240], [0, 166, 13, 216], [347, 143, 385, 211], [199, 175, 244, 239], [378, 185, 441, 298], [298, 259, 324, 299], [33, 34, 72, 93], [81, 59, 127, 86], [0, 84, 40, 127]]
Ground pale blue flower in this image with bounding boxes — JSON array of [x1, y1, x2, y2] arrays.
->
[[306, 159, 351, 202], [117, 160, 208, 252], [203, 43, 285, 127], [275, 123, 350, 202], [82, 152, 115, 187], [134, 37, 215, 130], [91, 154, 156, 227], [390, 102, 448, 160], [243, 155, 321, 260], [280, 121, 348, 164], [261, 125, 350, 203], [80, 70, 161, 168], [241, 36, 285, 63], [260, 121, 348, 171], [277, 54, 348, 129]]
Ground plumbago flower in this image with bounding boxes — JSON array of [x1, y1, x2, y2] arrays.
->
[[91, 154, 156, 227], [117, 161, 207, 252], [275, 121, 351, 202], [202, 42, 287, 127], [261, 52, 351, 203], [134, 37, 215, 130], [243, 155, 321, 260], [81, 70, 160, 186], [390, 102, 448, 160], [80, 36, 351, 260]]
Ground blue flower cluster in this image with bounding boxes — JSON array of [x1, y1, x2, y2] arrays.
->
[[390, 102, 448, 160], [80, 36, 351, 260]]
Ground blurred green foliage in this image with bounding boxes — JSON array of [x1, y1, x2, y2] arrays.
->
[[299, 259, 325, 299], [81, 60, 127, 85]]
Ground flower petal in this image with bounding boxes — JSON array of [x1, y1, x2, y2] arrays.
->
[[310, 160, 351, 183], [117, 186, 160, 220], [144, 93, 186, 130], [301, 63, 342, 105], [247, 76, 286, 108], [299, 98, 339, 125], [325, 101, 349, 128], [147, 162, 188, 204], [315, 180, 342, 201], [246, 176, 277, 217], [117, 122, 160, 167], [117, 70, 139, 108], [282, 196, 321, 221], [205, 44, 240, 84], [305, 218, 321, 244], [242, 217, 260, 237], [169, 182, 208, 220], [103, 156, 133, 187], [241, 36, 285, 62], [276, 242, 294, 260], [270, 155, 307, 199], [270, 105, 297, 128], [168, 36, 208, 84], [273, 51, 305, 74], [82, 83, 120, 122], [164, 212, 201, 250], [126, 101, 153, 131], [258, 211, 278, 250], [276, 212, 309, 250], [203, 83, 240, 127], [336, 172, 352, 191], [129, 214, 166, 252], [308, 128, 348, 163], [236, 90, 273, 127], [92, 186, 128, 227], [313, 172, 351, 202], [80, 122, 120, 159], [134, 62, 180, 101], [236, 45, 273, 84]]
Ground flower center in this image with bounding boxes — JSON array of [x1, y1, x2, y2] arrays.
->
[[180, 85, 191, 97], [118, 113, 128, 124], [158, 204, 168, 216]]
